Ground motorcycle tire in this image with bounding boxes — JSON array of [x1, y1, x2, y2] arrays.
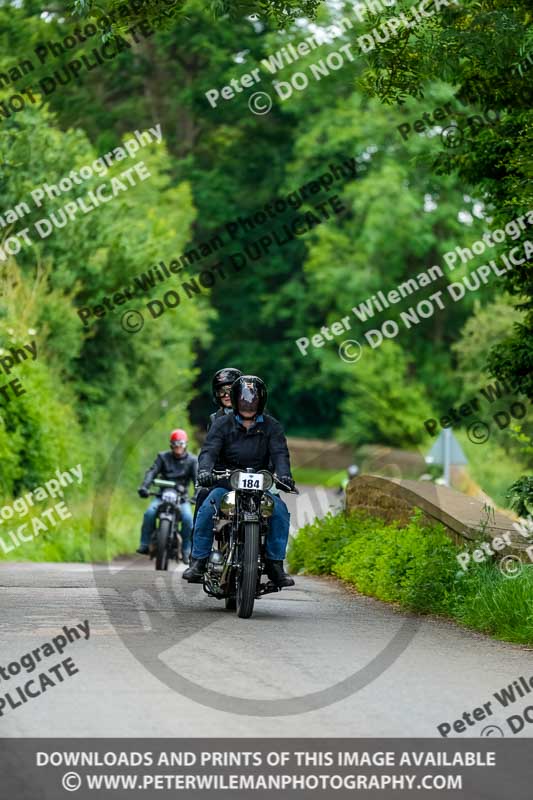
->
[[236, 521, 260, 619], [155, 518, 171, 571]]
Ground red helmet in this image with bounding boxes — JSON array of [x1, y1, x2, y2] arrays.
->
[[170, 429, 188, 450]]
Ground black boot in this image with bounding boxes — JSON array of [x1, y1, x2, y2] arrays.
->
[[182, 558, 208, 583], [136, 545, 149, 555], [265, 559, 295, 588]]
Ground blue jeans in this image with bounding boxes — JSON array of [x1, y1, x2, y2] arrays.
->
[[191, 488, 290, 561], [140, 498, 193, 559]]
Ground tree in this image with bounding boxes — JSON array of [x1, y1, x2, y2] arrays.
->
[[71, 0, 322, 28], [357, 0, 533, 399], [0, 93, 211, 493]]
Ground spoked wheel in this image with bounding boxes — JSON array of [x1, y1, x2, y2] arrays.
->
[[236, 521, 260, 619], [155, 519, 171, 571]]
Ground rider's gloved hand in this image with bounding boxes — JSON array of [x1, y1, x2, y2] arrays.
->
[[138, 487, 150, 498], [278, 475, 295, 491], [197, 471, 215, 488]]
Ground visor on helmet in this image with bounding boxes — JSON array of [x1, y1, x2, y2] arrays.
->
[[238, 382, 260, 414]]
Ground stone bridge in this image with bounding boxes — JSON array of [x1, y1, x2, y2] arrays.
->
[[346, 475, 531, 555]]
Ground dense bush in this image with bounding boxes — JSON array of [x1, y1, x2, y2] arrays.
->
[[288, 510, 533, 644]]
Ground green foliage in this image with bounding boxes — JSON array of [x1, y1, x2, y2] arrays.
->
[[0, 260, 86, 496], [488, 320, 533, 403], [292, 467, 345, 487], [456, 430, 532, 508], [288, 510, 355, 575], [450, 298, 532, 470], [72, 0, 322, 28], [452, 296, 524, 400], [335, 341, 434, 448], [0, 491, 138, 563], [0, 0, 529, 568], [452, 562, 533, 642], [357, 0, 533, 403], [288, 509, 533, 643], [507, 476, 533, 517], [0, 84, 210, 547]]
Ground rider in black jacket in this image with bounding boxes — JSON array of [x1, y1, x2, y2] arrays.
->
[[199, 412, 291, 479], [136, 429, 197, 558], [183, 376, 295, 587]]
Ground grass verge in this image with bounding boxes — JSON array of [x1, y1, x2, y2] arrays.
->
[[287, 510, 533, 645], [292, 467, 345, 487], [0, 490, 139, 563]]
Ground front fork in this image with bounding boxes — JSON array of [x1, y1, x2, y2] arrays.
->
[[204, 514, 278, 598]]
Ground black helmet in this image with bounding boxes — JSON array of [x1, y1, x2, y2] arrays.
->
[[230, 375, 267, 417], [212, 367, 242, 406]]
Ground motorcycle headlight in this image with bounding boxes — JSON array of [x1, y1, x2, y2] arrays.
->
[[162, 489, 178, 503], [220, 491, 236, 516], [258, 470, 273, 491], [260, 495, 274, 517], [229, 471, 240, 489]]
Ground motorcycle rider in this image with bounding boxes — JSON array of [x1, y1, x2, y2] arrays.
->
[[183, 375, 295, 588], [136, 429, 197, 559]]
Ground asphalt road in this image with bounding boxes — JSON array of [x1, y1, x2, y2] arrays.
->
[[0, 487, 532, 738]]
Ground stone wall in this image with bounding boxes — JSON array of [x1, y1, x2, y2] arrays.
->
[[286, 437, 355, 470], [346, 475, 527, 554]]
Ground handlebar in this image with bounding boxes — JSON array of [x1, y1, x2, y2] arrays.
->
[[148, 479, 188, 499], [277, 478, 299, 495], [209, 469, 299, 494]]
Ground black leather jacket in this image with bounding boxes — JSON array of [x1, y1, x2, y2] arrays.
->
[[141, 451, 197, 495], [199, 413, 291, 478], [207, 407, 233, 431]]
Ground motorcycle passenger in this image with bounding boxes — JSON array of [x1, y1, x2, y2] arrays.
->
[[183, 376, 295, 588], [193, 367, 243, 530], [208, 367, 242, 431], [136, 429, 197, 560]]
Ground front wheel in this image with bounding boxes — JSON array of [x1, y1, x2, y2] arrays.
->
[[155, 518, 171, 571], [236, 521, 260, 619]]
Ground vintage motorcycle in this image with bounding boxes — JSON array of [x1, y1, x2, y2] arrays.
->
[[148, 478, 188, 571], [202, 468, 298, 619]]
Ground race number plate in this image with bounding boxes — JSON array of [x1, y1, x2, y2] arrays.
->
[[237, 472, 264, 490]]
